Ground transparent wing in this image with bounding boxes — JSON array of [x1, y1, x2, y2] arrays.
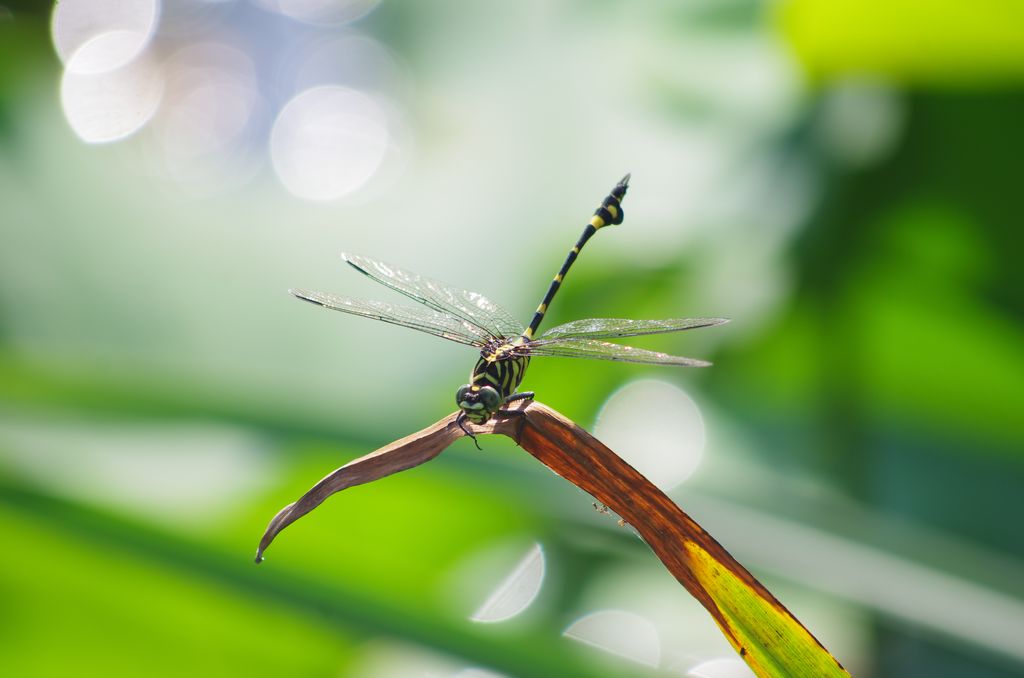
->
[[523, 337, 712, 367], [290, 289, 488, 347], [343, 253, 524, 342], [537, 317, 728, 341]]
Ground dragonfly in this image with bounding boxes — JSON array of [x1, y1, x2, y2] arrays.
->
[[291, 175, 727, 443]]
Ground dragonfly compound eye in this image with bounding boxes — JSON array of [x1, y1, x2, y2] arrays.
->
[[478, 386, 501, 410], [455, 384, 472, 406]]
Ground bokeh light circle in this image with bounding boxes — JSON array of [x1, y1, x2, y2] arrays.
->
[[594, 379, 706, 490], [688, 658, 756, 678], [52, 0, 159, 69], [563, 609, 661, 667], [270, 85, 391, 201], [61, 35, 163, 144], [255, 0, 380, 26], [156, 43, 258, 156], [146, 42, 262, 192], [62, 29, 152, 75], [470, 543, 546, 624]]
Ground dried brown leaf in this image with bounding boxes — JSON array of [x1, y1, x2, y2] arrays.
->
[[256, 400, 850, 677], [255, 412, 464, 563]]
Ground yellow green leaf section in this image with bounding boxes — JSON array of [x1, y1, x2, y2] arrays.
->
[[685, 543, 850, 678], [777, 0, 1024, 86]]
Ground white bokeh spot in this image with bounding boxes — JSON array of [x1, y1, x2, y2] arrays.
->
[[61, 35, 163, 144], [471, 542, 546, 624], [270, 85, 391, 201], [595, 379, 707, 491], [688, 658, 757, 678], [257, 0, 380, 26], [52, 0, 159, 68], [564, 609, 661, 668]]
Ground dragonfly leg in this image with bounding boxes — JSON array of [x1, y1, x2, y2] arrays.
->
[[456, 412, 483, 451], [495, 392, 534, 445]]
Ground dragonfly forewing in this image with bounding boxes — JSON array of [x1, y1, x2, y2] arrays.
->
[[343, 253, 524, 341], [290, 289, 489, 347]]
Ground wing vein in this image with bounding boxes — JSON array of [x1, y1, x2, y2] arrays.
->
[[290, 289, 487, 347], [524, 337, 712, 367], [536, 317, 728, 341], [343, 253, 524, 341]]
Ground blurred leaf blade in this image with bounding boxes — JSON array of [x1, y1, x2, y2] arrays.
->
[[0, 473, 618, 678], [778, 0, 1024, 85]]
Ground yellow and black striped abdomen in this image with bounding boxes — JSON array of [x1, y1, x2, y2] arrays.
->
[[521, 175, 630, 341], [460, 175, 629, 427]]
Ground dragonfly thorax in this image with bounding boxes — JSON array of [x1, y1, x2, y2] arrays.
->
[[480, 337, 528, 362], [455, 346, 532, 424]]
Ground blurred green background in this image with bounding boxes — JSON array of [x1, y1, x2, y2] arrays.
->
[[1, 1, 1023, 677]]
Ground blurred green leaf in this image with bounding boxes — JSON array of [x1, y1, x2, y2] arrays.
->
[[0, 502, 355, 677], [0, 476, 625, 678], [778, 0, 1024, 85]]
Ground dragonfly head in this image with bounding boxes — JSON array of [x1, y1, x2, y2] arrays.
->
[[456, 384, 502, 424]]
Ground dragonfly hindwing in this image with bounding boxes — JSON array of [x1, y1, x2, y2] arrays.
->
[[523, 338, 712, 367], [289, 290, 488, 347], [536, 317, 728, 341]]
